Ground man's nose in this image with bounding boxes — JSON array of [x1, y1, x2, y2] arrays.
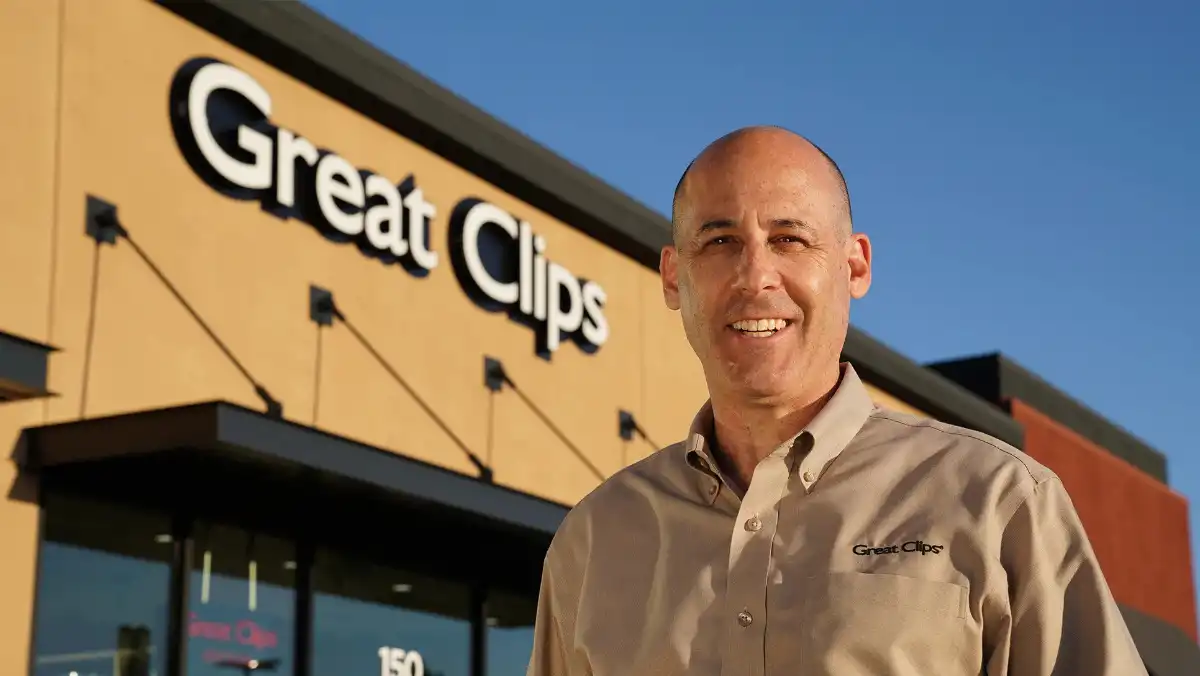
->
[[734, 244, 781, 292]]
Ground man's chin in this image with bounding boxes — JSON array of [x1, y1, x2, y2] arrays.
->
[[722, 369, 798, 403]]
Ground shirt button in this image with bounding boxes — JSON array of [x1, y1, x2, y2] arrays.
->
[[744, 516, 762, 532], [737, 610, 753, 627], [802, 471, 816, 483]]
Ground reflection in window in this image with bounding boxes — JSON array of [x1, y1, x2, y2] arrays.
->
[[312, 548, 470, 676], [31, 493, 172, 676], [187, 523, 295, 676], [486, 589, 537, 676]]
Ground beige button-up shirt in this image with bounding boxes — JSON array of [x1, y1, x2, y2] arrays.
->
[[527, 364, 1147, 675]]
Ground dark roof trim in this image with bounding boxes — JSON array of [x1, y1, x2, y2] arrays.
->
[[0, 330, 56, 403], [1120, 603, 1200, 676], [19, 400, 570, 537], [843, 332, 1025, 448], [928, 353, 1167, 482], [155, 0, 1022, 447]]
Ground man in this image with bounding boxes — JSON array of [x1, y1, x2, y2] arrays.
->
[[527, 126, 1146, 675]]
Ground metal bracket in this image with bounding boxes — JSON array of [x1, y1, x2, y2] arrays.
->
[[85, 194, 125, 245], [255, 385, 284, 419], [484, 356, 507, 392], [619, 410, 637, 441], [309, 285, 336, 326]]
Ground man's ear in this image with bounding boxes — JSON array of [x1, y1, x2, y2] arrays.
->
[[847, 232, 872, 299], [661, 246, 682, 310]]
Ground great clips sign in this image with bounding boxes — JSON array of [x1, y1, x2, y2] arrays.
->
[[168, 58, 608, 359]]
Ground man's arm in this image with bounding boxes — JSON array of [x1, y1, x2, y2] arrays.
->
[[986, 477, 1148, 675], [527, 554, 570, 676]]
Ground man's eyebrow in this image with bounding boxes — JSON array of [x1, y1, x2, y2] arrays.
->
[[772, 218, 817, 234], [695, 218, 819, 236], [696, 219, 736, 235]]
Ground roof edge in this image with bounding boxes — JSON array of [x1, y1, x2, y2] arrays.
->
[[929, 353, 1168, 483], [844, 330, 1025, 447]]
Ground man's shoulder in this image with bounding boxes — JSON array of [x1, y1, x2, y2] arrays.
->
[[571, 440, 693, 515], [548, 441, 693, 553], [862, 406, 1057, 488]]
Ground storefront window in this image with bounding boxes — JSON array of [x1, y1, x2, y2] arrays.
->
[[311, 548, 471, 676], [485, 589, 538, 676], [31, 496, 536, 676], [31, 493, 173, 676], [187, 522, 296, 676]]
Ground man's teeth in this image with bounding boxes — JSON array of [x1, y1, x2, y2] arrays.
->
[[731, 318, 789, 334]]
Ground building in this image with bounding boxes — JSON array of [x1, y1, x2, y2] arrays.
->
[[0, 1, 1194, 674], [929, 354, 1198, 667]]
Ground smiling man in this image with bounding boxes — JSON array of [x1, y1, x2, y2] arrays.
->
[[526, 126, 1146, 675]]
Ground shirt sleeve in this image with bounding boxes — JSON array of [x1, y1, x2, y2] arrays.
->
[[526, 553, 571, 676], [986, 477, 1149, 675]]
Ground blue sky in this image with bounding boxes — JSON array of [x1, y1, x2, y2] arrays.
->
[[301, 0, 1200, 597]]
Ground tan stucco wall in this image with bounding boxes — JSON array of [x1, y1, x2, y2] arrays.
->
[[0, 0, 62, 671], [865, 384, 929, 417], [0, 1, 934, 672], [0, 0, 60, 346]]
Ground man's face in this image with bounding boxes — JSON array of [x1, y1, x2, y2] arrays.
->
[[661, 133, 872, 403]]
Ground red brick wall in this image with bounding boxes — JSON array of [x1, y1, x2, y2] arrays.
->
[[1010, 398, 1197, 639]]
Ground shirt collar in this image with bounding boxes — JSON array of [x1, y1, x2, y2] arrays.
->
[[684, 363, 876, 498], [798, 363, 876, 486]]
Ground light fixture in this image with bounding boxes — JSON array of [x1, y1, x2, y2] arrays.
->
[[392, 583, 412, 593], [486, 617, 499, 627], [284, 560, 297, 570], [249, 559, 258, 611], [201, 551, 212, 604], [154, 534, 172, 544]]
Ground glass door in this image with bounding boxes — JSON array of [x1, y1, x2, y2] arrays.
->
[[185, 522, 296, 676], [30, 493, 173, 676], [484, 589, 538, 676], [309, 546, 471, 676]]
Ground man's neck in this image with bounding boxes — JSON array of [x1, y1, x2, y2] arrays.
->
[[709, 367, 842, 493]]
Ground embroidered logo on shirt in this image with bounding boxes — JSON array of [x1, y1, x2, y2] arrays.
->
[[852, 540, 944, 556]]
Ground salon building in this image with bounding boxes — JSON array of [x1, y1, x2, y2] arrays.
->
[[0, 1, 1195, 674]]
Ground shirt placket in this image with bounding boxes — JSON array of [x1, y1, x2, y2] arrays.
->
[[721, 450, 790, 676]]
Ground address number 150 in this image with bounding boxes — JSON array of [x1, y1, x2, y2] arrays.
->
[[378, 646, 425, 676]]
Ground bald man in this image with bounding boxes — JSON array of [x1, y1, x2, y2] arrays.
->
[[526, 127, 1146, 675]]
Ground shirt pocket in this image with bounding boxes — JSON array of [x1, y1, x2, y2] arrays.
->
[[791, 571, 974, 674]]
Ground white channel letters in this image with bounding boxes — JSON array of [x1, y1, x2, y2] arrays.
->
[[378, 646, 424, 676], [450, 199, 608, 355], [170, 57, 608, 358]]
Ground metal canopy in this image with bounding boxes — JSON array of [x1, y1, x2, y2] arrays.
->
[[0, 330, 55, 403]]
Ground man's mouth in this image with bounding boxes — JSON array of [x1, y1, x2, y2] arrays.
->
[[729, 318, 792, 338]]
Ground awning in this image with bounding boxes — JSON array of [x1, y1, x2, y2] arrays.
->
[[18, 400, 569, 590], [0, 330, 55, 402], [1121, 604, 1200, 676]]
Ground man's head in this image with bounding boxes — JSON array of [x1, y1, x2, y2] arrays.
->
[[661, 125, 872, 405]]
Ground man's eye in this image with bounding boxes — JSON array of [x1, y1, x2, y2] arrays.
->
[[707, 236, 733, 246], [775, 236, 808, 246]]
